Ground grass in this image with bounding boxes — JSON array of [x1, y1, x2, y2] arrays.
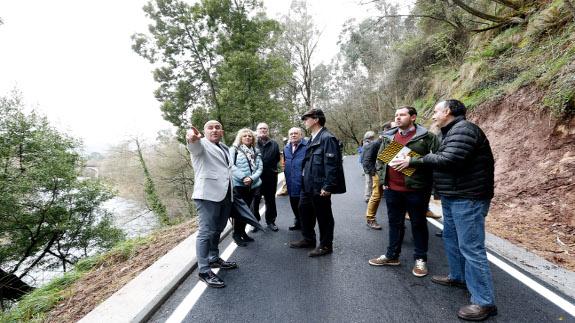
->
[[0, 236, 152, 322], [416, 7, 575, 118]]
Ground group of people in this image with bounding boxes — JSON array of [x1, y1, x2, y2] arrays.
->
[[186, 100, 497, 321]]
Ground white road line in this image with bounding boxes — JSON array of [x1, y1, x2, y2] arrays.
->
[[426, 215, 575, 317], [165, 241, 238, 323], [166, 181, 284, 323]]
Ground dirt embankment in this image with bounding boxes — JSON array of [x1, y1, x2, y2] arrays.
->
[[45, 220, 196, 323], [470, 86, 575, 271]]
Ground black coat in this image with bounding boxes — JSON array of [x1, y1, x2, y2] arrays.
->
[[422, 116, 494, 199], [302, 128, 346, 194], [361, 139, 381, 176], [257, 138, 280, 178]]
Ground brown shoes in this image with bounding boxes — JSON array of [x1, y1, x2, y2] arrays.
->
[[431, 275, 467, 288], [368, 255, 400, 266], [457, 304, 498, 321], [412, 259, 428, 277], [366, 220, 382, 230], [426, 209, 441, 219], [308, 246, 333, 257], [289, 239, 316, 249]]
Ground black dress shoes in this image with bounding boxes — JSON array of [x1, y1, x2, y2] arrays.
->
[[241, 232, 254, 242], [289, 239, 316, 249], [457, 304, 498, 321], [288, 224, 301, 231], [198, 271, 225, 288], [267, 223, 279, 231], [209, 257, 238, 270], [232, 233, 247, 247], [308, 246, 333, 257]]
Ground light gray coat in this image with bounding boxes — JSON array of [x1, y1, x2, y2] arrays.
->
[[187, 138, 233, 202]]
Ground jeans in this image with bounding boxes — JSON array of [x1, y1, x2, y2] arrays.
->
[[441, 196, 495, 306], [365, 174, 383, 221], [195, 190, 232, 273], [384, 189, 429, 261]]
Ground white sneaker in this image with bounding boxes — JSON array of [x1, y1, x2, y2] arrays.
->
[[412, 259, 428, 277]]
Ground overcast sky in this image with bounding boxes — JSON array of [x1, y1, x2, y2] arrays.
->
[[0, 0, 411, 152]]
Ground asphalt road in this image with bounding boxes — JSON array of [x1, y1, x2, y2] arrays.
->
[[148, 156, 575, 323]]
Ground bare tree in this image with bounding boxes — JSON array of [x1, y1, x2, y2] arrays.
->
[[279, 0, 321, 113]]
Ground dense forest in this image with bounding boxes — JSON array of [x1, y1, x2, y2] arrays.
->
[[1, 0, 574, 320]]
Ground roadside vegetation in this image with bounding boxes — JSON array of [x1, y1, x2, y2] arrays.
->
[[1, 0, 574, 319]]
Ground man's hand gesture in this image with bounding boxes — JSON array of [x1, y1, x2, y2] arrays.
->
[[186, 126, 203, 144]]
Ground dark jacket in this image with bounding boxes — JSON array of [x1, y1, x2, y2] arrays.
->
[[302, 128, 346, 195], [283, 139, 308, 197], [361, 139, 382, 176], [376, 125, 439, 191], [421, 116, 494, 199], [257, 138, 280, 178]]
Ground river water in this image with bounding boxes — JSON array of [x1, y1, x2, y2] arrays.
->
[[19, 197, 159, 287]]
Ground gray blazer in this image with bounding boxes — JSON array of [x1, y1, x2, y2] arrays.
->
[[187, 138, 233, 202]]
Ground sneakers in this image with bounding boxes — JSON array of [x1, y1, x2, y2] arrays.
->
[[412, 259, 428, 277], [366, 220, 382, 230], [368, 255, 400, 266], [426, 209, 441, 219]]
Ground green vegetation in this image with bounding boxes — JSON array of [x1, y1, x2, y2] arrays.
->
[[0, 237, 151, 322], [132, 0, 293, 142], [0, 93, 124, 308]]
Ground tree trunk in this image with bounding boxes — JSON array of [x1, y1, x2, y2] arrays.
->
[[0, 268, 34, 301]]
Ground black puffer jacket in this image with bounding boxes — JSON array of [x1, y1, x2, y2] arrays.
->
[[361, 139, 381, 176], [422, 116, 494, 199]]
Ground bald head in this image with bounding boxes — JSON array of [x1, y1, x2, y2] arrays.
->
[[203, 120, 224, 143]]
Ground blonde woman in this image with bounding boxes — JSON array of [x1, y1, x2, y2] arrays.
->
[[229, 128, 263, 246]]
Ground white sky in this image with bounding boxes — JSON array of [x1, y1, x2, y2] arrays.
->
[[0, 0, 411, 152]]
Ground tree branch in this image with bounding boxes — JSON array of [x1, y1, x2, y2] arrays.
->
[[374, 14, 460, 30], [490, 0, 521, 11], [451, 0, 508, 23]]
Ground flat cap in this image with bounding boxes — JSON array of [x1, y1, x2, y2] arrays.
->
[[301, 108, 325, 120]]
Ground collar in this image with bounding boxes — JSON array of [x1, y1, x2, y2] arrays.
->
[[398, 126, 416, 136]]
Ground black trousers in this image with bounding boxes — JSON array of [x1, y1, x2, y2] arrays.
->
[[233, 186, 256, 234], [299, 192, 334, 248], [252, 172, 278, 224], [289, 196, 301, 225]]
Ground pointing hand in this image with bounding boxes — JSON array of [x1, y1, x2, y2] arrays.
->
[[186, 126, 203, 143]]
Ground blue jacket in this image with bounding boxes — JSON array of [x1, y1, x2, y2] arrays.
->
[[283, 139, 308, 197], [229, 146, 263, 189]]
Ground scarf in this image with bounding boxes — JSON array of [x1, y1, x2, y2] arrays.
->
[[239, 144, 256, 172]]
